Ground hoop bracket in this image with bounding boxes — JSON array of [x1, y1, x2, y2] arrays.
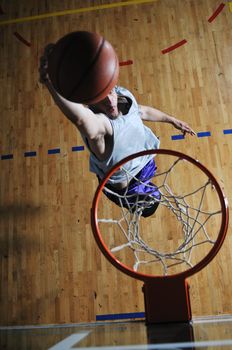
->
[[142, 277, 192, 323]]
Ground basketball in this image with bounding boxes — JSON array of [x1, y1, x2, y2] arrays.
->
[[47, 31, 119, 104]]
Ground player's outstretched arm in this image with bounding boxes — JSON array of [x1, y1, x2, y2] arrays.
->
[[139, 105, 196, 136], [39, 45, 112, 140]]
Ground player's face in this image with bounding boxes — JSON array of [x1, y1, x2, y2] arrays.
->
[[90, 89, 119, 119]]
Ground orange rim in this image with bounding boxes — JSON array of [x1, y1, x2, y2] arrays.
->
[[91, 149, 229, 282]]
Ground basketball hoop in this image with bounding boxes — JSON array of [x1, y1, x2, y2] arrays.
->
[[91, 149, 229, 323]]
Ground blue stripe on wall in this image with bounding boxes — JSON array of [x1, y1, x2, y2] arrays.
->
[[96, 312, 145, 321]]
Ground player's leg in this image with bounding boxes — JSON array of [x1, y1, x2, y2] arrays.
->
[[101, 158, 161, 217]]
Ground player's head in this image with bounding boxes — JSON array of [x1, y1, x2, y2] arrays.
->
[[88, 88, 119, 119]]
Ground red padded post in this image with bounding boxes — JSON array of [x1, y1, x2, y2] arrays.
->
[[142, 277, 192, 323]]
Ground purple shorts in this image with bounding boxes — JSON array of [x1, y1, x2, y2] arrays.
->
[[103, 158, 160, 217]]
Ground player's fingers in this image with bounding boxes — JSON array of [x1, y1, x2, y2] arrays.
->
[[189, 127, 196, 136], [184, 123, 196, 136]]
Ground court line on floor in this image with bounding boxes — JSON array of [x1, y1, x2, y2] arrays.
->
[[208, 2, 225, 22], [24, 151, 37, 157], [172, 130, 212, 140], [119, 60, 134, 66], [161, 2, 226, 54], [48, 148, 61, 155], [171, 134, 185, 140], [13, 31, 31, 46], [0, 0, 157, 26], [48, 332, 90, 350], [161, 39, 187, 54], [1, 154, 13, 160], [1, 146, 84, 160], [1, 129, 231, 160], [223, 129, 232, 134], [197, 131, 211, 137]]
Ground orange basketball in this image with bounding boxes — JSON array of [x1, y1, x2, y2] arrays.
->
[[47, 31, 119, 104]]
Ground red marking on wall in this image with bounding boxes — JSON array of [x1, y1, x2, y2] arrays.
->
[[13, 32, 31, 47], [119, 60, 133, 66], [208, 3, 225, 22], [161, 39, 187, 54]]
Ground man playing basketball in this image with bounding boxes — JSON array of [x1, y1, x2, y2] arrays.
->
[[39, 46, 195, 217]]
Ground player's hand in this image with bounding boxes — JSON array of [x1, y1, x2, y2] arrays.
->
[[39, 43, 55, 84], [171, 117, 196, 136]]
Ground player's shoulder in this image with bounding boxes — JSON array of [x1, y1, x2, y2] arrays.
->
[[116, 86, 137, 104], [115, 86, 132, 97], [115, 86, 127, 94]]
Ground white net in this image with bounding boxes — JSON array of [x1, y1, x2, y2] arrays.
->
[[96, 154, 224, 276]]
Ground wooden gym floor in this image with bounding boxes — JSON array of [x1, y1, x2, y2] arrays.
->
[[0, 0, 232, 327]]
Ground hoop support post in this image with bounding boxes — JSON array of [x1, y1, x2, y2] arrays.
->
[[142, 277, 192, 323]]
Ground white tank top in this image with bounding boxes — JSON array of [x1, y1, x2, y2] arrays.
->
[[86, 86, 160, 184]]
